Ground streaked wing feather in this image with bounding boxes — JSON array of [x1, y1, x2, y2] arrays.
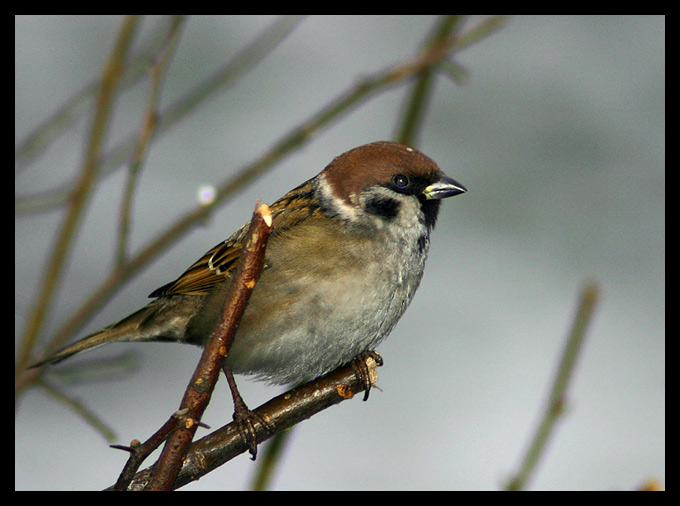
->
[[148, 179, 318, 299], [149, 232, 246, 298]]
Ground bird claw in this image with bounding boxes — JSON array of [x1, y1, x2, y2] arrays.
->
[[224, 366, 273, 460], [351, 351, 384, 401], [232, 406, 273, 460]]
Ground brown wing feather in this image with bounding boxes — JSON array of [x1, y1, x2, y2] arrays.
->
[[148, 179, 320, 299]]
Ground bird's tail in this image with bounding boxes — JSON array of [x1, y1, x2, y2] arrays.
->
[[28, 299, 187, 368]]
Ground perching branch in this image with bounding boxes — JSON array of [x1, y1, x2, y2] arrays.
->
[[107, 353, 382, 491]]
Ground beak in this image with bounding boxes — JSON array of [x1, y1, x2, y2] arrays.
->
[[423, 175, 467, 200]]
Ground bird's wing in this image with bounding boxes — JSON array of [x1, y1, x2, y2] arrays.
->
[[148, 179, 320, 298]]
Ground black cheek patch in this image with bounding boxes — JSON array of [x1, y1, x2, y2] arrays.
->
[[364, 196, 401, 221]]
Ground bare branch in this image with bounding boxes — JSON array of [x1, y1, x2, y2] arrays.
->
[[108, 354, 382, 491]]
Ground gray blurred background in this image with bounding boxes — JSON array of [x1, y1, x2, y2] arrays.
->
[[15, 16, 664, 490]]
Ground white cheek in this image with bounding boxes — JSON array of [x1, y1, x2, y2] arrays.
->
[[316, 173, 359, 221]]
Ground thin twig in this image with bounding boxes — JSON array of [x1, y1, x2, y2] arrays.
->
[[38, 379, 117, 442], [506, 281, 600, 491], [395, 15, 464, 146], [117, 16, 186, 267], [111, 417, 180, 491]]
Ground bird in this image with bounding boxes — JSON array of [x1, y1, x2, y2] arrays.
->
[[31, 140, 466, 379], [30, 141, 466, 454]]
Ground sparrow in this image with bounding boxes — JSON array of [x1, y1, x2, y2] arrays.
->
[[31, 141, 466, 387]]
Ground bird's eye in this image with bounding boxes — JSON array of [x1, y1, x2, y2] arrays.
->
[[392, 174, 410, 189]]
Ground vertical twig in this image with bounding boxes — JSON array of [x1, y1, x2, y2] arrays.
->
[[143, 204, 273, 491], [117, 16, 186, 267], [506, 281, 600, 491], [395, 15, 463, 146]]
